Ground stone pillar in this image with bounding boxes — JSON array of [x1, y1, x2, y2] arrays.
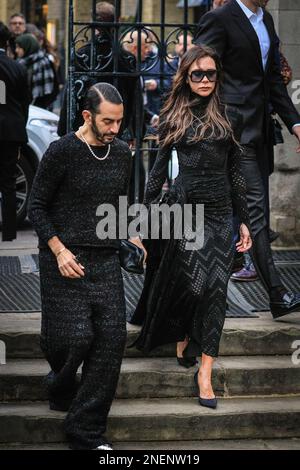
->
[[268, 0, 300, 247], [121, 0, 136, 18], [47, 0, 67, 46], [0, 0, 22, 24]]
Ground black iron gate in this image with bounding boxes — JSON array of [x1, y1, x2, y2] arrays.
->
[[67, 0, 212, 202]]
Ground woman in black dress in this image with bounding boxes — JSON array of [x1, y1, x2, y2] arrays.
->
[[130, 45, 252, 408]]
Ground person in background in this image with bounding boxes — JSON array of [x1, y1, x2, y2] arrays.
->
[[212, 0, 230, 8], [27, 24, 61, 74], [25, 24, 61, 111], [122, 29, 159, 203], [15, 33, 58, 110], [168, 31, 194, 72], [195, 0, 300, 319], [231, 0, 294, 281], [7, 13, 26, 58], [0, 22, 30, 241]]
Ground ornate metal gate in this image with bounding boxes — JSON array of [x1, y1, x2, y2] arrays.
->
[[67, 0, 212, 202]]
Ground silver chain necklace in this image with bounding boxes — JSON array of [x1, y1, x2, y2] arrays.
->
[[79, 130, 111, 161]]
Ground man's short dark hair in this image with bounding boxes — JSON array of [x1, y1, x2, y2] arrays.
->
[[9, 13, 26, 22], [0, 21, 11, 49], [84, 82, 123, 114]]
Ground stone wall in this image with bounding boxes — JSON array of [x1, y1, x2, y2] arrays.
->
[[268, 0, 300, 246], [0, 0, 22, 23], [47, 0, 67, 45]]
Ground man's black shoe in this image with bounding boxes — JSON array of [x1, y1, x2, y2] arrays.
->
[[271, 292, 300, 319]]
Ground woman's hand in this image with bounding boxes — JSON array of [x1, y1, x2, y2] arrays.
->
[[56, 248, 85, 278], [236, 223, 252, 252], [129, 237, 148, 264]]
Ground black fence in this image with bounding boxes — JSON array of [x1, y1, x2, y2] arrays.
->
[[67, 0, 212, 202]]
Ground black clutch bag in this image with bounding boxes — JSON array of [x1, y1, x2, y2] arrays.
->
[[119, 239, 145, 274]]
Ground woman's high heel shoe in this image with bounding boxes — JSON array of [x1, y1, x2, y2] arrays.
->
[[194, 371, 217, 409], [176, 341, 197, 368], [177, 356, 197, 368]]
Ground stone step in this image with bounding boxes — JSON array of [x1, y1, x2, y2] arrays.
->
[[1, 397, 300, 444], [1, 313, 300, 359], [1, 438, 300, 450], [0, 356, 300, 402]]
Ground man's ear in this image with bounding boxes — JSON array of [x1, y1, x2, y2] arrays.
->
[[82, 110, 92, 122]]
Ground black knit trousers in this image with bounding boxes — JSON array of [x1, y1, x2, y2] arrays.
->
[[39, 246, 127, 450]]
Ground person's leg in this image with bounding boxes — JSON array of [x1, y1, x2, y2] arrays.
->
[[193, 280, 228, 400], [240, 145, 283, 294], [257, 143, 271, 230], [231, 142, 277, 281], [0, 142, 19, 241], [190, 271, 228, 403], [177, 336, 189, 357], [195, 353, 215, 399], [185, 215, 233, 398], [64, 250, 127, 450], [39, 249, 94, 410]]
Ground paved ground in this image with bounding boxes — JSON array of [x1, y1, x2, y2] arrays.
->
[[1, 224, 300, 330], [0, 222, 38, 256]]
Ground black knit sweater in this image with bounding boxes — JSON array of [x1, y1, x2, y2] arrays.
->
[[28, 132, 132, 249]]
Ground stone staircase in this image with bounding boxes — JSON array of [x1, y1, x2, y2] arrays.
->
[[1, 312, 300, 449]]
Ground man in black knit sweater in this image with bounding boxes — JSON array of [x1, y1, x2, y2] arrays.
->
[[28, 83, 135, 450]]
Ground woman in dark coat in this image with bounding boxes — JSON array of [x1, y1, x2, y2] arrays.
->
[[130, 46, 252, 408]]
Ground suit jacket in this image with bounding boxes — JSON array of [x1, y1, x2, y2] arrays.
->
[[0, 50, 30, 143], [195, 1, 300, 145]]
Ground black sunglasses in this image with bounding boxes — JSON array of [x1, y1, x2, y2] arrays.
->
[[189, 69, 218, 83]]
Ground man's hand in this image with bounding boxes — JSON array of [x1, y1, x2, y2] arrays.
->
[[57, 249, 85, 278], [236, 224, 252, 253], [144, 79, 158, 91], [292, 125, 300, 153]]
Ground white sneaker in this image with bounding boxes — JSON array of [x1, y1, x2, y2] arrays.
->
[[93, 443, 113, 451]]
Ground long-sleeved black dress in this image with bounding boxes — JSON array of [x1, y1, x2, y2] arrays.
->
[[131, 100, 250, 358]]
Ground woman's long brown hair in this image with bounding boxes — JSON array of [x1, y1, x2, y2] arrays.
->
[[160, 45, 235, 148]]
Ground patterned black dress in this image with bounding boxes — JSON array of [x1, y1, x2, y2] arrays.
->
[[131, 101, 250, 358]]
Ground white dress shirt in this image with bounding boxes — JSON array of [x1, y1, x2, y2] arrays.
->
[[236, 0, 270, 69]]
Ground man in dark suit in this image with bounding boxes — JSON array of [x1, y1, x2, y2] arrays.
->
[[195, 0, 300, 319], [0, 22, 30, 241]]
